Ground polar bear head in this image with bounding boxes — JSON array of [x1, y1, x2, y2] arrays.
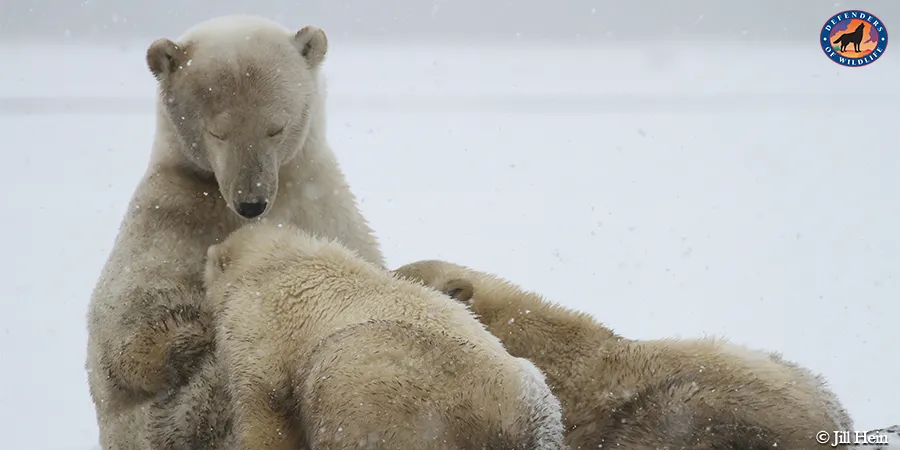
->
[[205, 221, 335, 292], [393, 259, 592, 334], [393, 260, 477, 304], [205, 221, 301, 288], [146, 15, 328, 219]]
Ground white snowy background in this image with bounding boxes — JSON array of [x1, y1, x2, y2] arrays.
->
[[0, 37, 898, 450]]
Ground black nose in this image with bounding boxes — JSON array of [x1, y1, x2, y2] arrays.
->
[[235, 200, 268, 219]]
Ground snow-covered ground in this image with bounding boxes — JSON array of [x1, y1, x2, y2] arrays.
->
[[0, 41, 897, 450]]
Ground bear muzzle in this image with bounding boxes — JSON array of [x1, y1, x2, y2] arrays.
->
[[234, 198, 269, 219]]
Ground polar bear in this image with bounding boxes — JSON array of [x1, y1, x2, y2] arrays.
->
[[203, 223, 567, 449], [85, 15, 384, 449], [394, 260, 858, 450]]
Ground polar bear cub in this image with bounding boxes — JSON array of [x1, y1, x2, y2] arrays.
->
[[204, 224, 567, 449], [394, 259, 858, 450]]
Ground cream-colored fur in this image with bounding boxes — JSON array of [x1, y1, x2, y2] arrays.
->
[[204, 223, 567, 449], [85, 15, 384, 449], [394, 260, 856, 450]]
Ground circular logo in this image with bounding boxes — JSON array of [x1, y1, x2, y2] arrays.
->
[[820, 10, 889, 67]]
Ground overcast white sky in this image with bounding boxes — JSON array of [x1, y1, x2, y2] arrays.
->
[[2, 0, 897, 43]]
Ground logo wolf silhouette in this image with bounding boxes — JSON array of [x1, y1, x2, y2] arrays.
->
[[832, 22, 866, 52]]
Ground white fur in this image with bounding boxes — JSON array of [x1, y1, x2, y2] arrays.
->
[[516, 357, 567, 450], [179, 14, 293, 42]]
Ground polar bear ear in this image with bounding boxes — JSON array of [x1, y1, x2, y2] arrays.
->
[[293, 26, 328, 68], [442, 279, 475, 303], [146, 38, 186, 80], [206, 243, 231, 275]]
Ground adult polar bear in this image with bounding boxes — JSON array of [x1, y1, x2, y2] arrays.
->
[[85, 15, 384, 449]]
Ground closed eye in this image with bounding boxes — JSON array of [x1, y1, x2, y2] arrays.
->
[[208, 130, 225, 140], [267, 126, 285, 138]]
